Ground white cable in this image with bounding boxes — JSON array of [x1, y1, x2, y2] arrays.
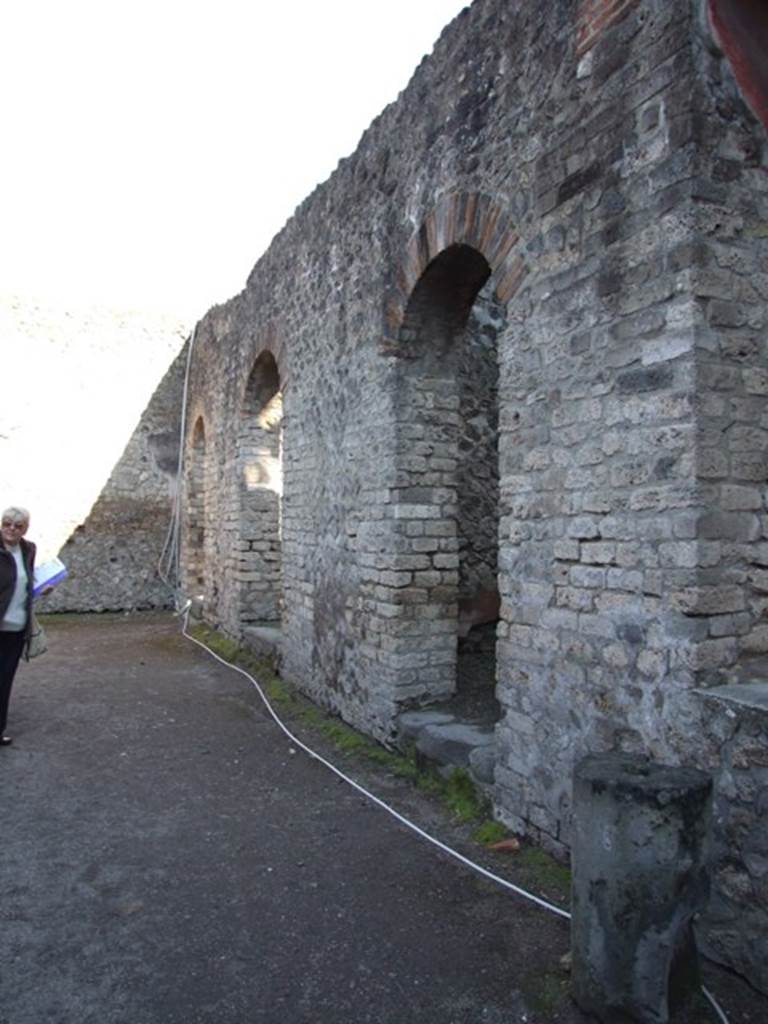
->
[[702, 986, 731, 1024], [181, 611, 571, 921], [180, 615, 734, 1023], [158, 325, 198, 605], [164, 317, 730, 1020]]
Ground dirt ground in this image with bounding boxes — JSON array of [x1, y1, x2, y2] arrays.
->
[[1, 613, 765, 1024]]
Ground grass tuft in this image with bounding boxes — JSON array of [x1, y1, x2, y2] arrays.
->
[[189, 624, 240, 663], [517, 846, 572, 893], [440, 768, 489, 822], [317, 719, 369, 753], [473, 820, 509, 845]]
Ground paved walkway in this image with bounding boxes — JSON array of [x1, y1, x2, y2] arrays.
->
[[1, 615, 762, 1024]]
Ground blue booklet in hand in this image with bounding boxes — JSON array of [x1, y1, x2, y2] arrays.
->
[[33, 557, 68, 598]]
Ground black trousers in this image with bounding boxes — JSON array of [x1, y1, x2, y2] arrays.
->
[[0, 630, 25, 734]]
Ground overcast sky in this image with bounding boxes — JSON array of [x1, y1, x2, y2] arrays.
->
[[1, 0, 468, 320]]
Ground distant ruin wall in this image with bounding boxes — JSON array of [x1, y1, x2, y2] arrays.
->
[[45, 345, 187, 612], [0, 292, 188, 611], [177, 0, 767, 991]]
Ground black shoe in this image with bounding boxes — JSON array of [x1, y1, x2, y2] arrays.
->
[[0, 736, 12, 746]]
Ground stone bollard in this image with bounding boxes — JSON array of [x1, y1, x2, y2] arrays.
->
[[571, 753, 712, 1024]]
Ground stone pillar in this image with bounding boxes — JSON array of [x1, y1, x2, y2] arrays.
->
[[571, 753, 712, 1024]]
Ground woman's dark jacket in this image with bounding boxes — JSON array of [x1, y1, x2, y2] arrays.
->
[[0, 538, 36, 649]]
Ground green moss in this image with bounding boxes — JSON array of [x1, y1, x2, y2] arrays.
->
[[387, 754, 421, 782], [35, 611, 148, 628], [299, 705, 324, 727], [189, 626, 295, 711], [415, 770, 444, 796], [364, 746, 397, 767], [441, 768, 489, 822], [317, 719, 369, 753], [263, 677, 297, 706], [35, 612, 72, 626], [473, 820, 509, 845], [517, 846, 571, 893], [189, 623, 240, 663], [365, 746, 418, 778]]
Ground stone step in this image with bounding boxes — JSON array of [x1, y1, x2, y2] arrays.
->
[[397, 709, 496, 789]]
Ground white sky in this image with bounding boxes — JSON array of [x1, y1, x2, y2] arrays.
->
[[1, 0, 468, 321]]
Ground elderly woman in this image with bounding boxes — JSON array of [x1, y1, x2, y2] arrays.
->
[[0, 506, 36, 746]]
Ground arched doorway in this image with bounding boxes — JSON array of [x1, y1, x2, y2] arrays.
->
[[395, 243, 504, 720], [456, 278, 505, 720], [184, 415, 208, 601], [236, 351, 283, 627]]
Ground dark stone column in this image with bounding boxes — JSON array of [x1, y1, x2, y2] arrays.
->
[[571, 753, 712, 1024]]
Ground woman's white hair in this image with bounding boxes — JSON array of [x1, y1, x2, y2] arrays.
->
[[2, 506, 30, 525]]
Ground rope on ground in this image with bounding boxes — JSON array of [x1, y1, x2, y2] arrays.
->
[[181, 612, 570, 921], [179, 614, 732, 1024], [702, 986, 731, 1024], [180, 614, 735, 1024]]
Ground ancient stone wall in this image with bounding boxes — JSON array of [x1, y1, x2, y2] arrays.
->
[[46, 345, 187, 612], [687, 4, 768, 990], [0, 292, 188, 610], [180, 0, 768, 990], [698, 684, 768, 992]]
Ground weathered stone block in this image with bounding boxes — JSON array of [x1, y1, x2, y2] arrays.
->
[[569, 516, 602, 540], [580, 541, 616, 565], [554, 538, 581, 561], [572, 754, 712, 1024], [671, 585, 746, 616], [617, 363, 674, 393], [570, 565, 606, 589]]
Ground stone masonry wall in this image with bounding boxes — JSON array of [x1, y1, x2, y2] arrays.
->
[[0, 292, 188, 610], [180, 0, 768, 990], [46, 345, 187, 612], [685, 1, 768, 989], [698, 685, 768, 992]]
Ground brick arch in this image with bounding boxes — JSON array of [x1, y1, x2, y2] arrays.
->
[[373, 193, 517, 714], [234, 343, 285, 627], [708, 0, 768, 134], [190, 413, 206, 446], [184, 402, 209, 445], [240, 322, 289, 399], [182, 404, 210, 476], [384, 193, 526, 343], [182, 412, 210, 599]]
